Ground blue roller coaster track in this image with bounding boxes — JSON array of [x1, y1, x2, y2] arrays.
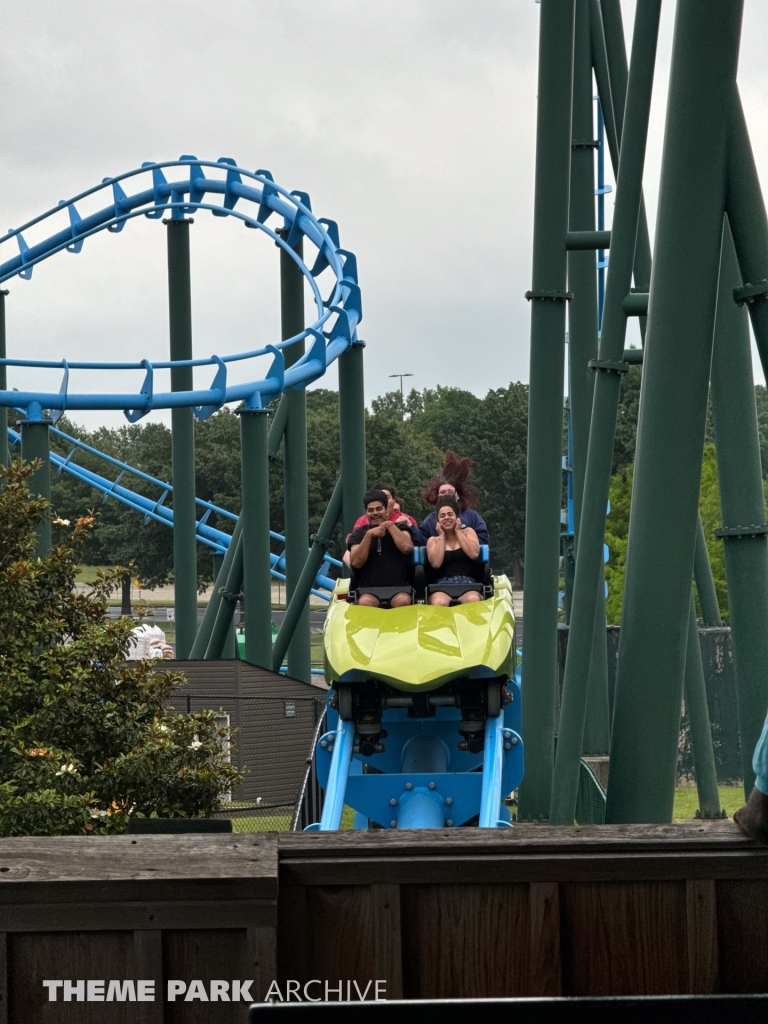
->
[[7, 424, 341, 601], [0, 156, 360, 420]]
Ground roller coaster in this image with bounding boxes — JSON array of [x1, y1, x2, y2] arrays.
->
[[0, 156, 522, 830]]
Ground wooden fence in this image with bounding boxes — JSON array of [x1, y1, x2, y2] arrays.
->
[[1, 821, 767, 1021]]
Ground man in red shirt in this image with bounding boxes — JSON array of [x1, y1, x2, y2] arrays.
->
[[345, 485, 417, 570]]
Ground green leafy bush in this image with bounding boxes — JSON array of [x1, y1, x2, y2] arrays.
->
[[0, 462, 243, 836]]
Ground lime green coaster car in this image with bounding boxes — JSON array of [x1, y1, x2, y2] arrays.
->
[[324, 574, 515, 692]]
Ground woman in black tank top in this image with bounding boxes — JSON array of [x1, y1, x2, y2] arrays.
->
[[426, 497, 482, 606]]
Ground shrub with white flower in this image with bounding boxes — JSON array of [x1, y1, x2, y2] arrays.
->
[[0, 461, 244, 837]]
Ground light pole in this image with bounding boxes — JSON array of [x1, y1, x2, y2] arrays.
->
[[388, 373, 414, 418]]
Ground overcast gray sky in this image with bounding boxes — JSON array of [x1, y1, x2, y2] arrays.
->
[[2, 0, 768, 429]]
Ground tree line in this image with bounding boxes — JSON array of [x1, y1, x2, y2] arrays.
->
[[34, 373, 768, 596]]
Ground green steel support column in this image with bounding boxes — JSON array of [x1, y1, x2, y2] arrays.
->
[[568, 0, 599, 549], [726, 91, 768, 387], [239, 408, 273, 668], [683, 591, 722, 818], [211, 552, 236, 659], [166, 219, 198, 660], [606, 0, 743, 824], [205, 530, 244, 660], [567, 0, 610, 756], [20, 416, 52, 557], [711, 220, 768, 797], [0, 291, 8, 472], [693, 516, 722, 627], [278, 232, 311, 683], [550, 0, 661, 825], [338, 341, 366, 546], [589, 0, 618, 163], [267, 397, 289, 459], [597, 0, 653, 328], [273, 477, 343, 673], [519, 0, 576, 822], [191, 404, 286, 660], [190, 520, 242, 659]]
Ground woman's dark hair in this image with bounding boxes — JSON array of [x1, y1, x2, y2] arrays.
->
[[422, 451, 478, 511], [435, 496, 460, 516], [374, 483, 395, 498], [363, 488, 389, 509]]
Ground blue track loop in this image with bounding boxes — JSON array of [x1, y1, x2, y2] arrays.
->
[[0, 158, 362, 418]]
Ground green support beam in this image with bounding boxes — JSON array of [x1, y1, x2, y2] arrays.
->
[[239, 408, 273, 668], [20, 416, 52, 557], [211, 551, 236, 659], [190, 520, 242, 659], [606, 0, 744, 824], [191, 402, 288, 661], [550, 0, 661, 825], [726, 90, 768, 392], [338, 341, 367, 546], [279, 232, 311, 683], [683, 591, 722, 818], [567, 0, 609, 756], [166, 219, 198, 660], [596, 0, 653, 334], [519, 0, 575, 822], [693, 516, 722, 627], [272, 477, 343, 673], [205, 529, 244, 660], [711, 219, 768, 797], [568, 0, 598, 545]]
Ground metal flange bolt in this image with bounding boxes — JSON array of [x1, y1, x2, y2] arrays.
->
[[389, 798, 397, 806], [445, 797, 453, 805], [428, 782, 436, 790], [390, 820, 397, 828]]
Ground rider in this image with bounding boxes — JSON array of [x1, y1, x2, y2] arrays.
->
[[347, 489, 415, 607], [418, 452, 489, 546], [426, 496, 482, 606]]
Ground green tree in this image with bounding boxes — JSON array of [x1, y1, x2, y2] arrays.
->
[[463, 384, 529, 579], [612, 364, 642, 475], [603, 445, 729, 624], [0, 462, 243, 836]]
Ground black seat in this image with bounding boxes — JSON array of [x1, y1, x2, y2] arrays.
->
[[348, 566, 415, 607], [355, 585, 414, 608], [426, 559, 493, 605]]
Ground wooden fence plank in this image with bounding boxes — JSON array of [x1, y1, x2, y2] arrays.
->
[[716, 879, 768, 992], [400, 884, 530, 999], [560, 881, 688, 995], [133, 930, 163, 1024], [0, 933, 7, 1024], [529, 882, 562, 997], [687, 879, 718, 993], [371, 884, 403, 1000], [248, 926, 277, 1004]]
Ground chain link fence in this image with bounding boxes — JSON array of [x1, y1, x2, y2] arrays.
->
[[169, 693, 325, 832]]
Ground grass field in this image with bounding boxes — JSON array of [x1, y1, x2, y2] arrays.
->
[[673, 785, 744, 821], [75, 564, 112, 584]]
